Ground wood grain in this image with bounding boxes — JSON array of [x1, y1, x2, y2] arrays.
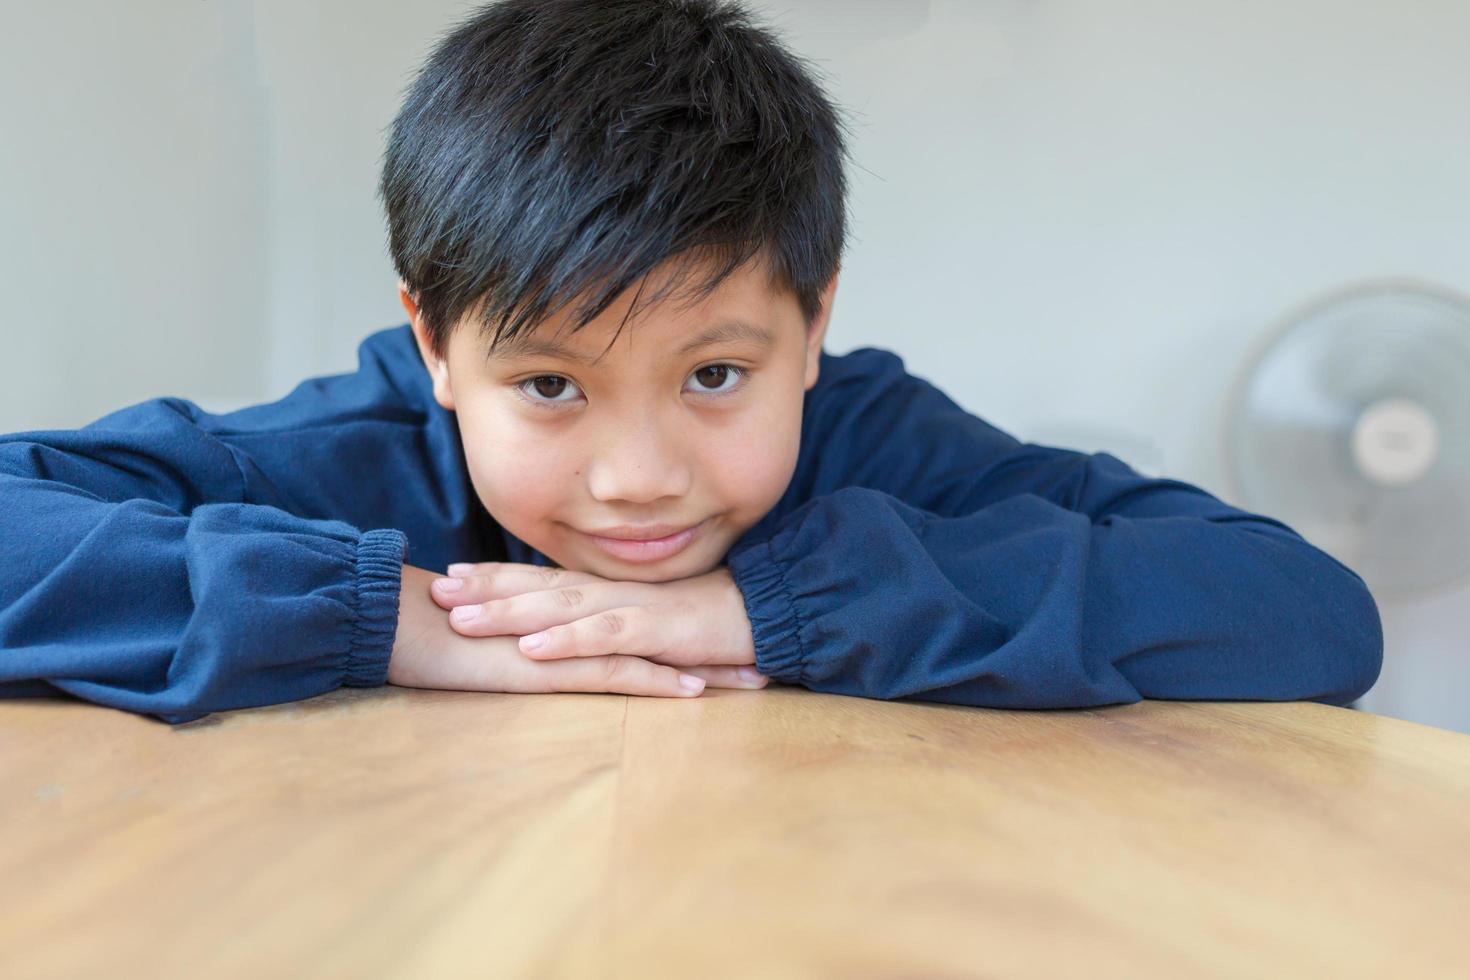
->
[[2, 686, 1467, 979]]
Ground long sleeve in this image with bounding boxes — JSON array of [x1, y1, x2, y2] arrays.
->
[[0, 325, 493, 725], [724, 347, 1384, 710], [0, 397, 408, 725]]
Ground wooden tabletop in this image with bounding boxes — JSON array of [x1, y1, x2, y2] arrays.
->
[[3, 686, 1468, 979]]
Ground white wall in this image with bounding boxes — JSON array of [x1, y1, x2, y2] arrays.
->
[[0, 0, 271, 426], [2, 0, 1466, 731]]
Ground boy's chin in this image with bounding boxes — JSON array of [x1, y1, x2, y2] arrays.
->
[[570, 549, 720, 584]]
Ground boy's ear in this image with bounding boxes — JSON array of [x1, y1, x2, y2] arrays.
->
[[803, 266, 839, 391], [400, 279, 456, 413]]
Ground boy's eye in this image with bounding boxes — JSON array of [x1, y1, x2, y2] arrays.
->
[[522, 375, 576, 404], [514, 364, 748, 409], [689, 364, 742, 393]]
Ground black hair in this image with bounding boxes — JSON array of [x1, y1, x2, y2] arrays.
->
[[378, 0, 850, 359]]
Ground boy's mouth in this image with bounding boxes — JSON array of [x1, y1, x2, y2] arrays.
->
[[581, 519, 707, 562]]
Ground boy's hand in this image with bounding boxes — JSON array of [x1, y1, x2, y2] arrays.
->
[[428, 561, 763, 678], [389, 564, 763, 698]]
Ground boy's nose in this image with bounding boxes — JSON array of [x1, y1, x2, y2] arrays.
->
[[584, 421, 693, 505]]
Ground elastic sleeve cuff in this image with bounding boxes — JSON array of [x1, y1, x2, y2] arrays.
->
[[726, 538, 808, 684], [345, 528, 408, 687]]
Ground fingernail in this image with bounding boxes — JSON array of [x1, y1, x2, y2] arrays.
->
[[434, 577, 464, 593], [447, 563, 476, 576], [450, 604, 481, 622], [520, 632, 547, 651], [678, 674, 706, 695], [738, 667, 766, 685]]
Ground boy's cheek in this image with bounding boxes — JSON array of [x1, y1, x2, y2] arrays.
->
[[458, 431, 566, 518]]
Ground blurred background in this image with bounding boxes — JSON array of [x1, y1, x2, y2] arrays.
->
[[2, 0, 1466, 731]]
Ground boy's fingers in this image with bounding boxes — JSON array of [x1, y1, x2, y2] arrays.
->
[[446, 561, 591, 580], [430, 566, 600, 609], [517, 605, 699, 663], [679, 665, 769, 690], [540, 654, 707, 699]]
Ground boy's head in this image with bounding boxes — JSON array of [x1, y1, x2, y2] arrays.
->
[[379, 0, 849, 581]]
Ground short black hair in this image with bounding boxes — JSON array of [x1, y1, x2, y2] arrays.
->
[[378, 0, 850, 359]]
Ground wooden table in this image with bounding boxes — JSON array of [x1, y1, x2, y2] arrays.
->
[[3, 686, 1468, 979]]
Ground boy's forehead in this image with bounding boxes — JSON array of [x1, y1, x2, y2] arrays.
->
[[468, 248, 799, 364], [487, 317, 779, 366]]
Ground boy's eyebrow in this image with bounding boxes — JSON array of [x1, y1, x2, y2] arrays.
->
[[491, 320, 777, 365]]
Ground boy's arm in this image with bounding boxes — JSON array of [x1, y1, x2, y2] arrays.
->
[[0, 397, 407, 725], [723, 350, 1383, 709]]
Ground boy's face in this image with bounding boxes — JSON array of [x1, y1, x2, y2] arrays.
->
[[403, 254, 837, 583]]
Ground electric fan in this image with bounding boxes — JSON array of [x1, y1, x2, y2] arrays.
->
[[1223, 279, 1470, 600]]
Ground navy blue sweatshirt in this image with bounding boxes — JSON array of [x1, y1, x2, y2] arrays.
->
[[0, 325, 1383, 724]]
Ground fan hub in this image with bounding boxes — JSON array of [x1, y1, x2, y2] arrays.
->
[[1350, 396, 1439, 487]]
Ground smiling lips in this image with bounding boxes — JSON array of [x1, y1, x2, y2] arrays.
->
[[583, 520, 705, 562]]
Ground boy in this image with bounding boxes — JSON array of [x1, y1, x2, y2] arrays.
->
[[0, 0, 1381, 725]]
